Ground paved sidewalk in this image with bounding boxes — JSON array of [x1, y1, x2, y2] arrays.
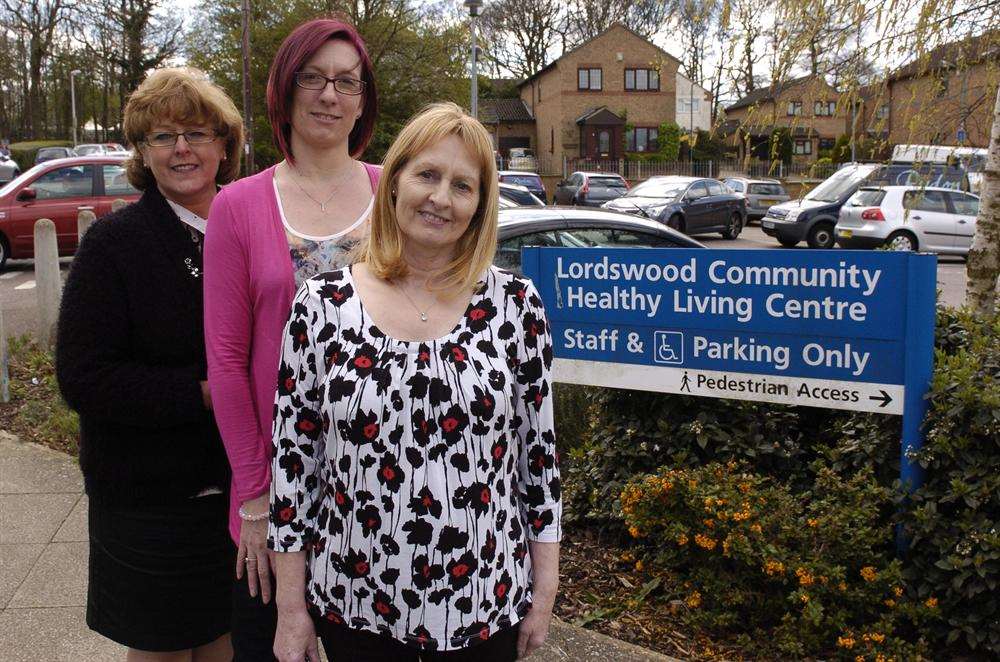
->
[[0, 432, 676, 661]]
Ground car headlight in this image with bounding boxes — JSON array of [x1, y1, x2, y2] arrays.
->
[[646, 205, 669, 217], [784, 210, 799, 221]]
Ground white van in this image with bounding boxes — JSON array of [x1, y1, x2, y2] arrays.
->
[[891, 144, 986, 194]]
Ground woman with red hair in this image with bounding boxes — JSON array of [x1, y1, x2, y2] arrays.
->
[[204, 17, 380, 660]]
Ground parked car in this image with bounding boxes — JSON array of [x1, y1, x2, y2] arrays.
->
[[34, 146, 76, 164], [722, 177, 790, 221], [499, 182, 545, 207], [0, 155, 141, 269], [507, 147, 538, 171], [0, 153, 19, 184], [74, 142, 128, 157], [835, 186, 979, 255], [553, 171, 629, 207], [495, 206, 704, 274], [761, 162, 968, 249], [499, 170, 547, 202], [602, 175, 746, 240]]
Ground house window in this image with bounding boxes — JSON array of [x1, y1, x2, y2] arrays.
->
[[625, 68, 659, 91], [814, 101, 835, 116], [876, 104, 889, 119], [578, 68, 602, 91], [679, 98, 700, 113], [787, 101, 802, 116], [818, 138, 836, 150], [794, 139, 812, 155], [626, 127, 659, 152]]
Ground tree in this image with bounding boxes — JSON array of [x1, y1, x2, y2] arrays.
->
[[564, 0, 674, 44], [966, 86, 999, 315], [478, 0, 565, 80], [728, 0, 769, 97], [675, 0, 717, 87], [657, 121, 682, 160]]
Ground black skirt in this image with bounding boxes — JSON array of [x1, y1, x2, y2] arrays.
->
[[87, 492, 234, 651]]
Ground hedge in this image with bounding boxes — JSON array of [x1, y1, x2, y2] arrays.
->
[[8, 140, 74, 172]]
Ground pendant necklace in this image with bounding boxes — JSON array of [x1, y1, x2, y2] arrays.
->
[[398, 281, 436, 322], [287, 162, 355, 212]]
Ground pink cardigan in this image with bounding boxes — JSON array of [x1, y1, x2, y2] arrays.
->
[[204, 163, 381, 543]]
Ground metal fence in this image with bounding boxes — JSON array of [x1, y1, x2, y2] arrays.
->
[[561, 157, 840, 182]]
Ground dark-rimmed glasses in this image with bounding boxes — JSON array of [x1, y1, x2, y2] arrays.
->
[[294, 72, 366, 95], [143, 130, 218, 148]]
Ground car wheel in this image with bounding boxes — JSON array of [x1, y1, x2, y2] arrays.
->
[[0, 234, 9, 271], [667, 214, 685, 232], [885, 231, 918, 252], [778, 237, 799, 248], [721, 212, 742, 240], [806, 222, 836, 249]]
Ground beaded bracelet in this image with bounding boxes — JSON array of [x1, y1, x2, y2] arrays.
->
[[238, 506, 269, 522]]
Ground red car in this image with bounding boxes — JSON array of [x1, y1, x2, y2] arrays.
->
[[0, 155, 141, 269]]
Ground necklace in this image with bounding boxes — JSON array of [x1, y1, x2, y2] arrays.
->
[[285, 162, 356, 212], [397, 280, 436, 322]]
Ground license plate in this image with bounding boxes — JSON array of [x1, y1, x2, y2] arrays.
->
[[838, 229, 853, 238], [762, 221, 774, 229], [759, 199, 777, 206]]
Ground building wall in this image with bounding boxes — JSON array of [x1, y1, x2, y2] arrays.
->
[[675, 73, 712, 132], [887, 60, 998, 148], [488, 122, 536, 155], [519, 25, 679, 167]]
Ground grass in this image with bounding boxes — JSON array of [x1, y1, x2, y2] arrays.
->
[[0, 334, 78, 455]]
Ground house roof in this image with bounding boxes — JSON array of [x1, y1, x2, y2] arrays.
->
[[478, 98, 534, 124], [575, 106, 625, 125], [517, 23, 682, 89], [887, 31, 1000, 82], [724, 75, 822, 112]]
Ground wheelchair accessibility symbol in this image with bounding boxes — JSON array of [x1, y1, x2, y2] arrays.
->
[[653, 331, 684, 365]]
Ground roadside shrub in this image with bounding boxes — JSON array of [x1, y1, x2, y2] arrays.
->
[[620, 462, 935, 658], [8, 140, 74, 172]]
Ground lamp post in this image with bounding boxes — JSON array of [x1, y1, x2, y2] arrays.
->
[[464, 0, 483, 120], [70, 69, 81, 146]]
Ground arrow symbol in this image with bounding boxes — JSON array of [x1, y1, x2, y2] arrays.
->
[[869, 390, 892, 408]]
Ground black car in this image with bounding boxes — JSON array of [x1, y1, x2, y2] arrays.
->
[[498, 171, 547, 203], [553, 171, 629, 207], [602, 176, 746, 239], [495, 206, 704, 274], [498, 182, 545, 207], [762, 162, 969, 248]]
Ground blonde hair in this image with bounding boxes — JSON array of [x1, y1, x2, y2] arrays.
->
[[123, 67, 245, 190], [359, 102, 498, 293]]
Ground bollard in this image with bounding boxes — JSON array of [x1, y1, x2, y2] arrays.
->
[[77, 209, 97, 242], [33, 218, 62, 346], [0, 303, 9, 404], [111, 198, 128, 212]]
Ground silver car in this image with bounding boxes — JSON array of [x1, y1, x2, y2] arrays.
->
[[0, 154, 19, 184], [835, 186, 978, 255], [723, 178, 790, 221]]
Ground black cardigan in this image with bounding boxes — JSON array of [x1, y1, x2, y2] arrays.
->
[[56, 186, 230, 505]]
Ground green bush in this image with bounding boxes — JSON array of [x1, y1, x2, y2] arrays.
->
[[559, 305, 1000, 656], [8, 140, 74, 172]]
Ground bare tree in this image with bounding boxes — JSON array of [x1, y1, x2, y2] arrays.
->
[[728, 0, 768, 97], [478, 0, 566, 80], [565, 0, 674, 44], [675, 0, 717, 87]]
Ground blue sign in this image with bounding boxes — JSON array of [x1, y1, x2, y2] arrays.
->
[[523, 248, 937, 488], [957, 127, 967, 142]]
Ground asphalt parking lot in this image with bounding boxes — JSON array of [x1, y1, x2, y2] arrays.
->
[[0, 225, 970, 338]]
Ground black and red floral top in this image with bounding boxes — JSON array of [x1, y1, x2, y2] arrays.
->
[[268, 265, 561, 651]]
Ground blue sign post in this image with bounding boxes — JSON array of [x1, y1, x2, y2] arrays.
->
[[523, 248, 937, 493]]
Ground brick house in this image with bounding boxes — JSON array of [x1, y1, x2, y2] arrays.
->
[[858, 32, 999, 148], [479, 98, 536, 157], [723, 75, 847, 163], [511, 23, 681, 169]]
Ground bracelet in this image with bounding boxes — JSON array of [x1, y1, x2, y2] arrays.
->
[[238, 506, 269, 522]]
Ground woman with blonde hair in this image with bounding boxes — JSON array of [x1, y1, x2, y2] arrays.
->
[[269, 102, 561, 662], [56, 67, 244, 661]]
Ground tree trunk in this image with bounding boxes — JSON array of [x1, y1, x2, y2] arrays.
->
[[965, 85, 1000, 316]]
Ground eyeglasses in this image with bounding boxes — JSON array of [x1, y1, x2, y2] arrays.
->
[[143, 130, 218, 148], [293, 72, 366, 95]]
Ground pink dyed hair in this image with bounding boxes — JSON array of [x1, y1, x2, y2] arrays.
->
[[266, 17, 378, 162]]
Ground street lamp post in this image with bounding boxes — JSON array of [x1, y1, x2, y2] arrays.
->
[[464, 0, 483, 120], [70, 69, 81, 146]]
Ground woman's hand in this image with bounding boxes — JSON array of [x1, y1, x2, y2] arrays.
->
[[236, 493, 273, 603], [517, 598, 554, 659], [274, 605, 320, 662], [200, 380, 212, 410]]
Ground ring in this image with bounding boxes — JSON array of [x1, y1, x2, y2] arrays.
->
[[246, 557, 258, 564]]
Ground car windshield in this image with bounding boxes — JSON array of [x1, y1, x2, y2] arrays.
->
[[749, 183, 785, 195], [625, 180, 687, 199], [501, 174, 542, 188], [75, 146, 101, 155], [803, 166, 872, 202], [589, 176, 627, 188]]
